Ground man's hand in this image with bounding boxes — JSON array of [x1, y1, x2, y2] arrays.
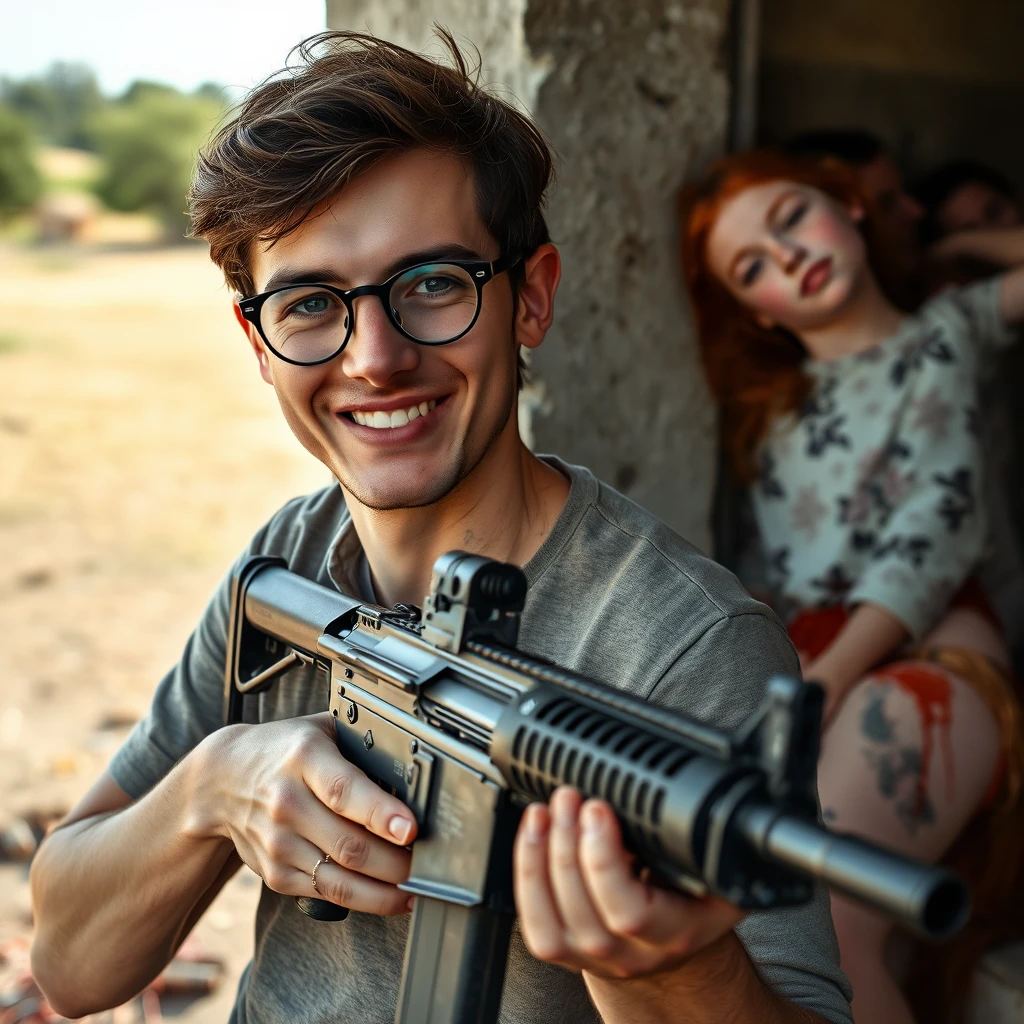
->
[[513, 786, 744, 979], [194, 713, 417, 916]]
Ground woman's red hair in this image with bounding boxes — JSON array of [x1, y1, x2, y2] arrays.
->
[[679, 150, 878, 480]]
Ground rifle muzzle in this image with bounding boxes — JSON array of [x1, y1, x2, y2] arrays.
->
[[736, 806, 969, 939]]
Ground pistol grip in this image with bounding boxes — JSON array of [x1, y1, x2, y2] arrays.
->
[[294, 895, 349, 921]]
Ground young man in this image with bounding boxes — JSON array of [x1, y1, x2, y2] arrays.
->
[[30, 32, 852, 1024], [913, 159, 1021, 240]]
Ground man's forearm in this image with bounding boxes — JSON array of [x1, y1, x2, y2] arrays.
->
[[30, 741, 235, 1018], [584, 932, 827, 1024], [937, 226, 1024, 268]]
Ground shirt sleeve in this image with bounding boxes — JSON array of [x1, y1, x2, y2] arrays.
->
[[649, 612, 854, 1024], [847, 363, 988, 640], [931, 278, 1017, 356], [107, 526, 275, 799]]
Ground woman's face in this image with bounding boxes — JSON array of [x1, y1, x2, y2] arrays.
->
[[705, 180, 869, 333]]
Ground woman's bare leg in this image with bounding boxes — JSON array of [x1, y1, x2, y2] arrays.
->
[[817, 610, 1005, 1023]]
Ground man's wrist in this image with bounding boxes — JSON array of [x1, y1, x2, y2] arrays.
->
[[178, 727, 240, 844], [583, 931, 787, 1024]]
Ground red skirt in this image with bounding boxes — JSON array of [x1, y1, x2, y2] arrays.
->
[[785, 578, 1001, 661]]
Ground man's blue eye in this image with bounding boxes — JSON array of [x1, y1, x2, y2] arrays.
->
[[416, 276, 455, 294], [298, 297, 330, 314]]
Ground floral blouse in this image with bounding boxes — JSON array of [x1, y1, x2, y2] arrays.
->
[[751, 278, 1014, 639]]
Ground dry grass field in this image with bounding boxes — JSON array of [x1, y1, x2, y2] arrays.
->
[[0, 242, 329, 1021]]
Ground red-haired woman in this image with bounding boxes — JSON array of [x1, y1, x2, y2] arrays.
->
[[680, 150, 1024, 1024]]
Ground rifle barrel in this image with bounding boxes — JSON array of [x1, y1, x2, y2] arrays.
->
[[737, 806, 969, 938]]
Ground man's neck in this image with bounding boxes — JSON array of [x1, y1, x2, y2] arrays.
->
[[342, 425, 570, 609], [798, 273, 906, 362]]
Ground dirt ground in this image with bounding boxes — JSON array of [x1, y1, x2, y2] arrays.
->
[[0, 243, 329, 1021]]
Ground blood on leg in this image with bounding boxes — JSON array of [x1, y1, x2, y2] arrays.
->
[[817, 662, 1001, 1023]]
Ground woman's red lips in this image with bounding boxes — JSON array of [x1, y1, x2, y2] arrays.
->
[[801, 257, 832, 297]]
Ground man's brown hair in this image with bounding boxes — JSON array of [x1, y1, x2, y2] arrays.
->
[[189, 29, 553, 385]]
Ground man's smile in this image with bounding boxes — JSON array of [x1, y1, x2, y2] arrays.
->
[[334, 394, 451, 443]]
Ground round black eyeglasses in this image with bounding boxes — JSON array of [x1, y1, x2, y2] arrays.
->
[[238, 255, 517, 366]]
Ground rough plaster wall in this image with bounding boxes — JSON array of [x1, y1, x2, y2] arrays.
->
[[325, 0, 547, 111], [326, 0, 730, 550], [524, 2, 727, 551]]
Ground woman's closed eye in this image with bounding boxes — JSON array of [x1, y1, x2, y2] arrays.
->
[[739, 257, 764, 288], [779, 202, 807, 231]]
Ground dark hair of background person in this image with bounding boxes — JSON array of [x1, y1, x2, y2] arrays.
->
[[679, 149, 885, 481], [912, 159, 1019, 242], [189, 29, 555, 389], [781, 128, 884, 168]]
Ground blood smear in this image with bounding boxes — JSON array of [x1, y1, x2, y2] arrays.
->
[[876, 662, 954, 814]]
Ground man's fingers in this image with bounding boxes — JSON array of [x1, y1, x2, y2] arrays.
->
[[514, 803, 570, 964], [299, 795, 412, 885], [258, 831, 412, 916], [302, 859, 413, 917], [302, 745, 417, 846], [547, 788, 615, 957], [578, 800, 741, 948]]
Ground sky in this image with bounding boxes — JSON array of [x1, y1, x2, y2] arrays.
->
[[0, 0, 330, 95]]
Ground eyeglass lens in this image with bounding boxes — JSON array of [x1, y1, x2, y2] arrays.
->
[[258, 263, 480, 363]]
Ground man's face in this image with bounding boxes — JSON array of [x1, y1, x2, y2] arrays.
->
[[856, 155, 924, 284], [857, 155, 924, 236], [937, 182, 1022, 236], [244, 150, 521, 511]]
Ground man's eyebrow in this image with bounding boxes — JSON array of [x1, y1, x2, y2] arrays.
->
[[258, 244, 488, 294], [260, 267, 340, 292], [379, 244, 485, 279]]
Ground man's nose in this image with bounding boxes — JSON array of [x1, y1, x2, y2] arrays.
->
[[901, 192, 925, 222], [339, 294, 420, 385]]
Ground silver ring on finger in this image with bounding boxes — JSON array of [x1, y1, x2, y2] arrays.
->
[[311, 853, 331, 895]]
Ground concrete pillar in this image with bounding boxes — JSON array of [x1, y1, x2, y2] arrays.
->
[[326, 0, 733, 551]]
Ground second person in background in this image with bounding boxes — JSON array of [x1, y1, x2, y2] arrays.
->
[[680, 149, 1024, 1024]]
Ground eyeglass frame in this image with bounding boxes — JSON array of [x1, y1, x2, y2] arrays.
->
[[237, 254, 520, 367]]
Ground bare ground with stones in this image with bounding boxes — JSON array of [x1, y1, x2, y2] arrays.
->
[[0, 243, 329, 1021]]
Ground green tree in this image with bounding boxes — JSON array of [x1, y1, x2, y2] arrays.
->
[[0, 105, 42, 219], [89, 86, 225, 239], [1, 63, 102, 149]]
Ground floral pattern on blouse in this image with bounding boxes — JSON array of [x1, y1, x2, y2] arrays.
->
[[751, 278, 1014, 639]]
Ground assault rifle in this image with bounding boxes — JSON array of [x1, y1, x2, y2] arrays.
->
[[224, 551, 968, 1024]]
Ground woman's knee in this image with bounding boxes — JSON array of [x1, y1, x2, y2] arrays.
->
[[818, 665, 1000, 861]]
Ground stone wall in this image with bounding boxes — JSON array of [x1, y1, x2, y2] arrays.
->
[[325, 0, 734, 551]]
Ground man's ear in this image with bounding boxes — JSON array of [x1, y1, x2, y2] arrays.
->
[[514, 243, 561, 351], [233, 302, 273, 385]]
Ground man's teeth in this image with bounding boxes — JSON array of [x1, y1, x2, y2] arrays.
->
[[352, 400, 436, 428]]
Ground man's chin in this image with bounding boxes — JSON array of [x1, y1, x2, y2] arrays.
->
[[337, 463, 466, 512]]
